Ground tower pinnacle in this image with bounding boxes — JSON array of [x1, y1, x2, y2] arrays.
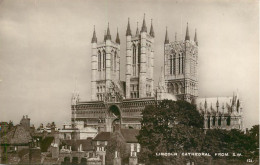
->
[[194, 29, 198, 46], [149, 19, 154, 37], [91, 25, 97, 43], [136, 22, 139, 36], [185, 22, 190, 41], [106, 23, 111, 40], [115, 28, 120, 44], [141, 14, 147, 33], [164, 27, 169, 44], [126, 18, 132, 36]]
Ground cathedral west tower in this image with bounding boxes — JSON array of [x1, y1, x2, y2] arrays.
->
[[125, 15, 154, 99], [91, 24, 121, 102]]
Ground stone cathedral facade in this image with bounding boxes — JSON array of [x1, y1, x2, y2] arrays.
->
[[71, 16, 243, 132]]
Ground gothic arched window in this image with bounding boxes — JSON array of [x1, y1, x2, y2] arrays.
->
[[171, 84, 174, 93], [114, 52, 117, 71], [208, 117, 210, 128], [218, 116, 221, 126], [179, 53, 181, 74], [173, 53, 176, 75], [111, 50, 114, 71], [98, 51, 101, 71], [133, 45, 136, 65], [133, 45, 136, 76], [169, 55, 173, 75], [182, 54, 184, 74], [102, 50, 106, 69], [175, 83, 179, 94], [227, 116, 231, 126], [138, 43, 141, 64]]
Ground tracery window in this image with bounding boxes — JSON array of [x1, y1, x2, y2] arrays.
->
[[208, 117, 210, 128], [169, 55, 173, 75], [98, 51, 101, 71], [182, 54, 184, 74], [138, 43, 141, 61], [179, 53, 181, 74], [227, 116, 231, 126], [114, 52, 117, 71], [111, 51, 114, 71], [102, 50, 106, 69], [133, 45, 136, 76], [218, 117, 221, 126], [173, 54, 176, 74], [133, 45, 136, 65]]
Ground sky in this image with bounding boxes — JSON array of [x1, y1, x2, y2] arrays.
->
[[0, 0, 259, 129]]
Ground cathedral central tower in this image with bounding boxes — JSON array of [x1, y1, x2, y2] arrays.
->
[[164, 23, 198, 102]]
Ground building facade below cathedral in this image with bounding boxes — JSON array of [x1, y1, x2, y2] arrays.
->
[[71, 15, 243, 132]]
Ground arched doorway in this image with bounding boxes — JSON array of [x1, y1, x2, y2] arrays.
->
[[107, 105, 121, 132]]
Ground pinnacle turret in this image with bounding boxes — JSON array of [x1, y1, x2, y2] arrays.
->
[[115, 28, 120, 44], [149, 19, 154, 37], [194, 29, 198, 46], [164, 27, 169, 44], [204, 99, 207, 110], [141, 14, 147, 33], [91, 26, 97, 43], [106, 23, 111, 40], [216, 98, 219, 112], [126, 18, 132, 36], [136, 22, 139, 36], [185, 23, 190, 41]]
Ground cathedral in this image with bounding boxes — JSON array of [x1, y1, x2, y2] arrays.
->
[[71, 15, 243, 132]]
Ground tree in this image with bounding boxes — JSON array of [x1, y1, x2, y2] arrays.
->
[[202, 126, 259, 164], [137, 100, 205, 165], [137, 100, 259, 165], [249, 125, 259, 142], [105, 131, 130, 165]]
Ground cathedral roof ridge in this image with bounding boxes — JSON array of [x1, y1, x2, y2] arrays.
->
[[197, 96, 233, 100]]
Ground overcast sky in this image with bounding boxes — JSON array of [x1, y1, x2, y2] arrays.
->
[[0, 0, 258, 129]]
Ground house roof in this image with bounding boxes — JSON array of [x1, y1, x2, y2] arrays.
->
[[41, 136, 54, 152], [93, 132, 111, 141], [120, 129, 139, 143], [0, 125, 32, 145], [62, 138, 94, 151]]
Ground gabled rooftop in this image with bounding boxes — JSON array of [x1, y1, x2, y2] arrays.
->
[[93, 132, 111, 141]]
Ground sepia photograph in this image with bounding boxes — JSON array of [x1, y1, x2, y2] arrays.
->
[[0, 0, 259, 164]]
